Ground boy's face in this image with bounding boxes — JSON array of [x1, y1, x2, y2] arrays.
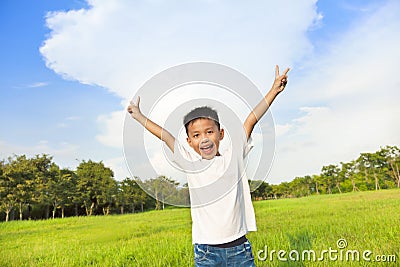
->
[[186, 118, 224, 160]]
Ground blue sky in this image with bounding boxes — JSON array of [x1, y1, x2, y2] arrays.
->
[[1, 0, 399, 183], [0, 0, 121, 165]]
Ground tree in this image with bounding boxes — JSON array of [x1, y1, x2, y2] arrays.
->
[[321, 164, 340, 194], [99, 176, 117, 216], [132, 178, 150, 212], [358, 152, 387, 191], [5, 155, 36, 220], [31, 154, 58, 219], [0, 160, 17, 222], [76, 160, 114, 216], [379, 146, 400, 188], [272, 182, 291, 199], [49, 168, 77, 218], [116, 179, 128, 214], [250, 180, 272, 200], [357, 153, 374, 190], [339, 161, 359, 192], [311, 175, 322, 194], [140, 176, 179, 210], [289, 176, 312, 197], [118, 177, 151, 213]]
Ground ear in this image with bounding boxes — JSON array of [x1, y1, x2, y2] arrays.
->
[[219, 128, 224, 140], [186, 137, 193, 148]]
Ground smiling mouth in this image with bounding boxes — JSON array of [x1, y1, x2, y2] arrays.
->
[[200, 143, 214, 154]]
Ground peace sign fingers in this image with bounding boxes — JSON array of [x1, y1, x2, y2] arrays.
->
[[276, 65, 290, 78], [273, 65, 290, 92]]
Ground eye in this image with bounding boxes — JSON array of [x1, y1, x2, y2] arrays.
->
[[193, 134, 199, 138], [207, 130, 213, 134]]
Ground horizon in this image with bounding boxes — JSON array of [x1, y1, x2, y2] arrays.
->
[[1, 0, 399, 184]]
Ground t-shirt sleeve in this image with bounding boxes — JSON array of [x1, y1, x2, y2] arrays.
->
[[172, 139, 197, 168]]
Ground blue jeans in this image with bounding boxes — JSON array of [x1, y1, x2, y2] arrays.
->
[[194, 240, 255, 266]]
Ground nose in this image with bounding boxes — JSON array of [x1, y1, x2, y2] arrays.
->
[[201, 137, 210, 144]]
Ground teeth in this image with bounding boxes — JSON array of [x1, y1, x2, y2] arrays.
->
[[201, 144, 212, 150]]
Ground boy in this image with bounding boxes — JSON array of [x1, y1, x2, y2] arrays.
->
[[127, 65, 289, 266]]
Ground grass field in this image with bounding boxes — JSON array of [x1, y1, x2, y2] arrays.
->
[[1, 189, 399, 266]]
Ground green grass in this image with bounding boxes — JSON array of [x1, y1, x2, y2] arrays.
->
[[1, 189, 399, 267]]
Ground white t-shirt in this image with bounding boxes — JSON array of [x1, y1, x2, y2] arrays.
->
[[172, 134, 257, 245]]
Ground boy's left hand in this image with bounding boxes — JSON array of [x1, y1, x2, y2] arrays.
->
[[272, 65, 290, 94]]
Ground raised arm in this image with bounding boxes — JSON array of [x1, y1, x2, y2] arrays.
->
[[243, 65, 290, 140], [127, 96, 175, 152]]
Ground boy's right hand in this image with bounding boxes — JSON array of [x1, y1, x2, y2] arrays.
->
[[127, 96, 142, 120]]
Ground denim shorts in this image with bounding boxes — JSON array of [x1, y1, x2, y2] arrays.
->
[[194, 240, 255, 266]]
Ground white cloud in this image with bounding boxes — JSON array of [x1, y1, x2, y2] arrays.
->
[[14, 82, 49, 89], [102, 156, 130, 181], [275, 123, 292, 137], [0, 140, 80, 169], [40, 0, 319, 99], [290, 1, 400, 103], [56, 116, 82, 129], [96, 110, 125, 148], [27, 82, 49, 88], [38, 0, 400, 184], [40, 0, 320, 181], [267, 0, 400, 183], [57, 122, 68, 128], [66, 116, 81, 121]]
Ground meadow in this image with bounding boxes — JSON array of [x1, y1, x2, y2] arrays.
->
[[0, 189, 399, 267]]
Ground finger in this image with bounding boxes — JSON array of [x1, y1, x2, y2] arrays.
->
[[127, 106, 133, 113], [283, 67, 290, 76], [130, 96, 140, 106], [275, 65, 280, 77]]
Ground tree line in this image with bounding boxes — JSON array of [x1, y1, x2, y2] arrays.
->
[[251, 145, 400, 200], [0, 155, 164, 222], [1, 145, 399, 222]]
